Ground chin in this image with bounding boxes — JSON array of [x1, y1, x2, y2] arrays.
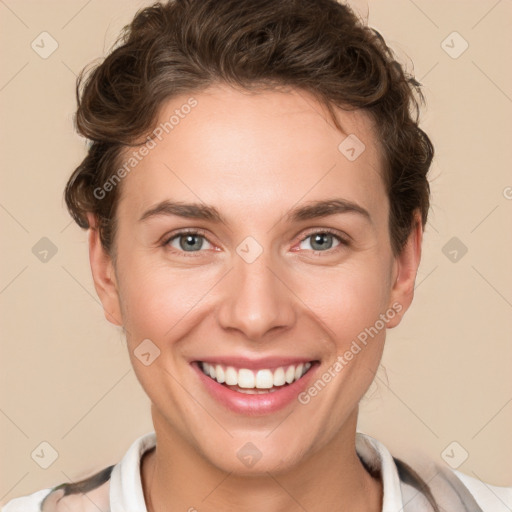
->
[[198, 434, 310, 477]]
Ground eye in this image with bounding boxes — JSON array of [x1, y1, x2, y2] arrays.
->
[[161, 228, 349, 257], [297, 229, 348, 254], [163, 229, 214, 255]]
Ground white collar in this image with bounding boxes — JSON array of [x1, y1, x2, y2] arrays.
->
[[356, 432, 405, 511], [109, 430, 405, 511], [110, 431, 156, 512]]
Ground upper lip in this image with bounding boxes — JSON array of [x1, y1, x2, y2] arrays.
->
[[192, 356, 318, 371]]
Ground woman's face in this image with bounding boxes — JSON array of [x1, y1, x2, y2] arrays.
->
[[90, 83, 421, 474]]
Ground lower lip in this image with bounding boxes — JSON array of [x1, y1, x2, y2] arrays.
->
[[192, 362, 318, 416]]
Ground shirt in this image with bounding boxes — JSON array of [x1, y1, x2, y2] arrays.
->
[[2, 431, 511, 512]]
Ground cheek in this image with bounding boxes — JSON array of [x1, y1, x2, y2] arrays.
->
[[116, 240, 394, 351], [297, 258, 392, 346], [116, 257, 219, 342]]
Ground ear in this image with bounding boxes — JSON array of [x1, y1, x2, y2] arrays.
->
[[386, 210, 423, 329], [86, 213, 123, 327]]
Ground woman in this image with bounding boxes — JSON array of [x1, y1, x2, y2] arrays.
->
[[3, 0, 510, 511]]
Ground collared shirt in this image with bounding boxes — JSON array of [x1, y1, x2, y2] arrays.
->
[[2, 431, 511, 512]]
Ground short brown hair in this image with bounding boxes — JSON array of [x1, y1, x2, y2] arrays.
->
[[64, 0, 433, 259]]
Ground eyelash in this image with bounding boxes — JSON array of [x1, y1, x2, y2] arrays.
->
[[161, 228, 350, 258]]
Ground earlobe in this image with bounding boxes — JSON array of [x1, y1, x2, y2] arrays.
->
[[86, 213, 123, 327], [386, 211, 423, 329]]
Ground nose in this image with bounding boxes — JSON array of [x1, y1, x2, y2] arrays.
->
[[216, 247, 297, 341]]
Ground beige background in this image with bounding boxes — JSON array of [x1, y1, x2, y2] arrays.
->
[[1, 0, 511, 504]]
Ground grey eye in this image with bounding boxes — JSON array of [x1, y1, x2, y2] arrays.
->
[[167, 233, 212, 252], [300, 233, 340, 252]]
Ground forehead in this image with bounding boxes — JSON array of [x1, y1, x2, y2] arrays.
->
[[116, 84, 386, 225]]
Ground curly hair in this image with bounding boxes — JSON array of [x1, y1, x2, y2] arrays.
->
[[64, 0, 433, 261]]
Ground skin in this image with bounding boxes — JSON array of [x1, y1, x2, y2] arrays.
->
[[87, 83, 422, 511]]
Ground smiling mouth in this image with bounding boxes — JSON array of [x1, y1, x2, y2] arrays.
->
[[198, 361, 316, 394]]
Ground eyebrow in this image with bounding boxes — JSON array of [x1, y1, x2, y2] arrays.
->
[[285, 198, 371, 224], [138, 198, 371, 225]]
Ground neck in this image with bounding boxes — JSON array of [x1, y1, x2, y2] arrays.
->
[[141, 408, 382, 512]]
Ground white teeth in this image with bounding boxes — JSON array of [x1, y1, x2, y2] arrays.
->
[[225, 366, 238, 385], [238, 369, 255, 388], [200, 361, 313, 391], [255, 369, 274, 389], [273, 367, 286, 386], [215, 365, 225, 384], [285, 365, 295, 384]]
